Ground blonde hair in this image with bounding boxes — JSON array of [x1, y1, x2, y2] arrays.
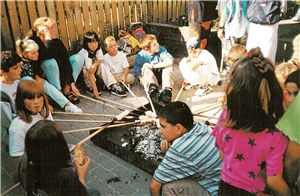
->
[[227, 44, 247, 66], [104, 36, 116, 47], [34, 17, 56, 37], [16, 39, 39, 58], [275, 62, 298, 90]]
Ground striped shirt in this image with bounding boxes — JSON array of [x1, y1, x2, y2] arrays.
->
[[153, 122, 222, 196]]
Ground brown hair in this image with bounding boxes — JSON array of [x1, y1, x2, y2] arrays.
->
[[15, 80, 50, 123], [139, 34, 157, 50]]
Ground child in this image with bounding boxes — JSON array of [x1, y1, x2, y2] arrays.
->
[[179, 37, 220, 96], [19, 120, 101, 195], [32, 17, 84, 104], [134, 34, 174, 104], [275, 62, 298, 110], [288, 34, 300, 68], [78, 31, 104, 98], [284, 69, 300, 108], [277, 70, 300, 194], [0, 51, 22, 145], [149, 101, 222, 196], [16, 39, 82, 113], [212, 47, 291, 195], [99, 35, 134, 97], [9, 80, 53, 170]]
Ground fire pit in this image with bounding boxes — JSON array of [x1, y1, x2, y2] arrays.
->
[[91, 104, 164, 174]]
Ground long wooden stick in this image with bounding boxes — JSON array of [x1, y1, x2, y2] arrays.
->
[[54, 119, 127, 123], [96, 95, 144, 113], [53, 111, 135, 119], [1, 182, 20, 196], [79, 94, 138, 116], [174, 82, 186, 102], [120, 81, 148, 110], [69, 110, 129, 152], [63, 122, 139, 134], [192, 102, 222, 114], [140, 78, 157, 116]]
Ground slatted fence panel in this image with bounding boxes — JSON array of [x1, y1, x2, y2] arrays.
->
[[1, 0, 188, 52]]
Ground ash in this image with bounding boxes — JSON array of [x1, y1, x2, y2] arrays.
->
[[128, 123, 165, 162]]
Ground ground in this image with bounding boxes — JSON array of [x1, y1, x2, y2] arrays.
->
[[1, 57, 226, 195]]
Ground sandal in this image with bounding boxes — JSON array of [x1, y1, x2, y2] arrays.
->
[[64, 91, 80, 105]]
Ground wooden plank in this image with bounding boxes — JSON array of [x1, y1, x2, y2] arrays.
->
[[1, 1, 14, 50], [172, 0, 177, 22], [36, 0, 47, 17], [123, 0, 130, 30], [64, 1, 76, 49], [167, 0, 172, 22], [6, 1, 21, 42], [158, 1, 163, 23], [89, 0, 98, 33], [56, 1, 68, 48], [81, 0, 91, 32], [17, 1, 30, 35], [111, 0, 118, 28], [129, 0, 135, 23], [26, 1, 38, 27], [46, 0, 56, 23], [117, 0, 124, 29], [104, 0, 112, 36], [135, 0, 141, 22], [181, 0, 187, 16], [96, 0, 105, 38], [162, 0, 167, 22], [141, 0, 147, 23], [73, 1, 84, 39]]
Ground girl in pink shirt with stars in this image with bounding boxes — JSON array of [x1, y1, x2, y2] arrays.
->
[[212, 47, 291, 196]]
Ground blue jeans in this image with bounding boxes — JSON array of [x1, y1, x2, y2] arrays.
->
[[41, 54, 84, 90], [70, 53, 84, 82], [20, 76, 68, 109], [41, 58, 61, 90]]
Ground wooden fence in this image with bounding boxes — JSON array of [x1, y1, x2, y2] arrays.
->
[[1, 0, 188, 53]]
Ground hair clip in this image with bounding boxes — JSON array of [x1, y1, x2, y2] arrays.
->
[[247, 51, 252, 58]]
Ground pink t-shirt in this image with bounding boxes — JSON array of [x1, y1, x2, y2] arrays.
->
[[212, 109, 288, 194]]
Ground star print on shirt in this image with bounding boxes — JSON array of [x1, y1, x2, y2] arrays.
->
[[248, 138, 257, 148], [225, 133, 232, 142], [267, 128, 277, 135], [258, 161, 266, 170], [235, 153, 245, 161], [248, 171, 255, 179]]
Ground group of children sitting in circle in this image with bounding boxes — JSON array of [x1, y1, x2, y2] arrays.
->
[[1, 15, 300, 195]]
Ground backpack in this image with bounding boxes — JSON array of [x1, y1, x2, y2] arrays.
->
[[247, 0, 283, 24]]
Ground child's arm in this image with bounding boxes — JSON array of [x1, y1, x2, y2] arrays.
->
[[267, 174, 291, 196], [122, 67, 129, 83], [151, 58, 173, 69], [88, 60, 102, 74], [187, 59, 204, 71]]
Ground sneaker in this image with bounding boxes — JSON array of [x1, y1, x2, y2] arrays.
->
[[65, 103, 83, 113], [149, 83, 160, 104], [195, 84, 212, 96], [160, 88, 172, 103], [110, 83, 127, 97], [184, 84, 198, 91], [86, 88, 102, 97]]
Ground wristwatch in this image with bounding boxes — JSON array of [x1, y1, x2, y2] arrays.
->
[[219, 26, 224, 30]]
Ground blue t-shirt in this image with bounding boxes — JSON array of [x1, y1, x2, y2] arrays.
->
[[133, 46, 174, 78], [153, 122, 222, 196]]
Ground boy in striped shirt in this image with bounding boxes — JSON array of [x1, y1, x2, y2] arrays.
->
[[149, 101, 222, 196]]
